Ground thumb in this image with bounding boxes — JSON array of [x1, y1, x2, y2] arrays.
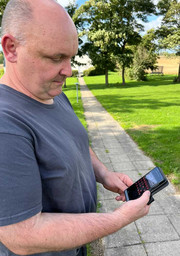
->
[[139, 190, 151, 204]]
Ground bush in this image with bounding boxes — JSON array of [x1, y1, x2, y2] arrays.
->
[[0, 69, 4, 78], [0, 53, 4, 65], [83, 67, 95, 76], [127, 45, 157, 81], [83, 66, 104, 76], [71, 70, 79, 77], [128, 66, 148, 81]]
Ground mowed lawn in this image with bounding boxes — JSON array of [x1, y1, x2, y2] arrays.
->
[[84, 73, 180, 188], [64, 77, 87, 130]]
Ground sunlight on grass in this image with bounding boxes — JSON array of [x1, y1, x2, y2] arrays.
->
[[64, 77, 87, 130], [84, 74, 180, 188]]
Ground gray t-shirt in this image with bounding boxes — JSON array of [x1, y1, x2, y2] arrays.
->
[[0, 84, 97, 256]]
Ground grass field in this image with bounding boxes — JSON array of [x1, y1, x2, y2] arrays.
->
[[84, 73, 180, 190], [63, 77, 87, 129]]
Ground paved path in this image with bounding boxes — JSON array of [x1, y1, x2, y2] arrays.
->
[[79, 77, 180, 256]]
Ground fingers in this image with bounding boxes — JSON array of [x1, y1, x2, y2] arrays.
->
[[116, 190, 151, 203], [139, 190, 151, 204], [124, 175, 134, 187], [118, 173, 133, 187], [116, 174, 134, 192], [113, 191, 151, 225], [115, 195, 125, 202]]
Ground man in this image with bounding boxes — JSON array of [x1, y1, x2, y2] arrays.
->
[[0, 0, 150, 255]]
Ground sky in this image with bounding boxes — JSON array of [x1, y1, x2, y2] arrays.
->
[[57, 0, 84, 7], [0, 0, 163, 52], [57, 0, 163, 33]]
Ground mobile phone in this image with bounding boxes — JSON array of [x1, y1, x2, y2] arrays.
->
[[124, 167, 169, 205]]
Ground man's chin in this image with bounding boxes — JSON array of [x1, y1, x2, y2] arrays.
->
[[48, 86, 63, 98]]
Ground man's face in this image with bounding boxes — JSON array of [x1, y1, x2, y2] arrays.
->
[[14, 9, 78, 103]]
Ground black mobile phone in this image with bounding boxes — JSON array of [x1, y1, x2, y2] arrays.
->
[[124, 167, 169, 205]]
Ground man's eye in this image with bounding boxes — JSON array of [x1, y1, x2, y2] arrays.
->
[[52, 57, 62, 62]]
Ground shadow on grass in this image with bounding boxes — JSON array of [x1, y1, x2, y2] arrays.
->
[[88, 94, 180, 114], [86, 75, 178, 90], [63, 84, 79, 92]]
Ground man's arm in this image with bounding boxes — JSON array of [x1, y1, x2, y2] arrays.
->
[[0, 191, 150, 255], [0, 147, 150, 256], [89, 147, 133, 201]]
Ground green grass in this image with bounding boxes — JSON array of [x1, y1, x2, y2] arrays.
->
[[0, 68, 4, 77], [84, 73, 180, 188], [64, 77, 87, 130]]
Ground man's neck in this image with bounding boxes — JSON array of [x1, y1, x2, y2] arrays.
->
[[0, 74, 54, 105]]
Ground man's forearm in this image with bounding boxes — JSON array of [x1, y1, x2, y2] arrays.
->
[[0, 148, 150, 256], [0, 211, 127, 255]]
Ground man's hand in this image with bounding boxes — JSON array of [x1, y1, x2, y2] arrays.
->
[[101, 172, 133, 201], [113, 190, 151, 225], [89, 147, 134, 201]]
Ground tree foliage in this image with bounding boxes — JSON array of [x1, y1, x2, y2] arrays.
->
[[128, 29, 158, 81], [156, 0, 180, 81], [65, 0, 89, 73], [157, 0, 180, 53], [74, 0, 156, 85], [0, 0, 9, 26]]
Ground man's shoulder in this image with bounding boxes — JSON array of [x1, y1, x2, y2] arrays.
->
[[0, 88, 32, 139]]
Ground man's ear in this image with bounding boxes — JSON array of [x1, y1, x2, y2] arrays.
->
[[1, 34, 18, 63]]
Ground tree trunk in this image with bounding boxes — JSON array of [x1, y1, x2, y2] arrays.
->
[[105, 68, 109, 86], [177, 63, 180, 83], [64, 80, 67, 88], [122, 65, 125, 85]]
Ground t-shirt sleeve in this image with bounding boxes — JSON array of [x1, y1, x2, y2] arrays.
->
[[0, 133, 42, 226]]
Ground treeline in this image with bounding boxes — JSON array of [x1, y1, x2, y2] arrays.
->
[[66, 0, 180, 84], [0, 0, 179, 83]]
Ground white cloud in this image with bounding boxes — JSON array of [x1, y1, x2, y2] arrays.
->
[[143, 16, 163, 32], [138, 15, 163, 35], [57, 0, 76, 7]]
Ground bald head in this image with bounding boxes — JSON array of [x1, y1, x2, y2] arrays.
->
[[0, 0, 78, 102], [1, 0, 76, 44]]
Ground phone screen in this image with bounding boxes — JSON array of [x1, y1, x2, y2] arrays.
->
[[126, 167, 165, 200]]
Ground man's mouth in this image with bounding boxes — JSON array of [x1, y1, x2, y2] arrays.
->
[[53, 78, 66, 84], [53, 81, 65, 86]]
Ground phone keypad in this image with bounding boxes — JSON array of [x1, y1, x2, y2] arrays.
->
[[136, 177, 149, 196]]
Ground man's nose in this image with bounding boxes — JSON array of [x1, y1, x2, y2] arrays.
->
[[60, 59, 72, 77]]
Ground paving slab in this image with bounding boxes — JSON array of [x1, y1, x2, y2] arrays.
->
[[104, 245, 147, 256], [104, 223, 142, 248], [145, 241, 180, 256], [136, 215, 179, 242], [170, 214, 180, 236], [79, 78, 180, 256]]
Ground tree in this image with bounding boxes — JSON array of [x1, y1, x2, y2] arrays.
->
[[128, 29, 158, 81], [74, 0, 156, 85], [83, 40, 116, 85], [128, 45, 157, 81], [0, 0, 9, 25], [156, 0, 180, 81], [65, 1, 86, 69]]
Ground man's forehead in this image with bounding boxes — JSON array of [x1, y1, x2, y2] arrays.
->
[[36, 33, 78, 58], [32, 0, 69, 23], [24, 0, 78, 56]]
